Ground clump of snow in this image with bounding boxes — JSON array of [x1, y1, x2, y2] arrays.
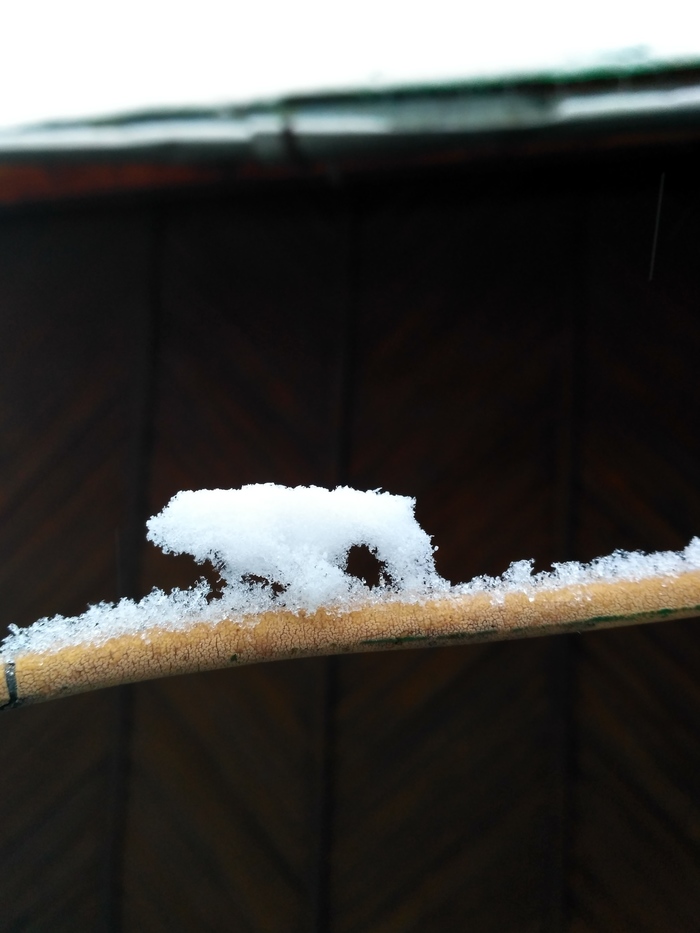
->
[[2, 484, 446, 657], [3, 482, 700, 659], [146, 485, 445, 611]]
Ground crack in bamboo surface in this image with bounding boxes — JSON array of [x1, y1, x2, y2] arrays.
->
[[4, 569, 700, 707]]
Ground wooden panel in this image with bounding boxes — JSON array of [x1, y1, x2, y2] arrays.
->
[[571, 170, 700, 930], [125, 663, 325, 931], [0, 211, 152, 622], [332, 644, 555, 933], [122, 192, 348, 931], [347, 179, 580, 578], [0, 208, 153, 930], [0, 693, 123, 931], [330, 181, 581, 931]]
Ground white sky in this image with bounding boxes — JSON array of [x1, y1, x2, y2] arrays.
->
[[1, 1, 699, 129]]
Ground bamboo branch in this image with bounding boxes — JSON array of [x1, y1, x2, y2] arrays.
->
[[3, 569, 700, 708]]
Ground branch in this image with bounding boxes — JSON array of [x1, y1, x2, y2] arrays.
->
[[3, 569, 700, 708]]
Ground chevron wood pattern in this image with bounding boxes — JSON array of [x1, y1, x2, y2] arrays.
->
[[0, 208, 155, 931], [571, 621, 700, 933], [122, 194, 350, 932], [331, 643, 555, 933], [569, 173, 700, 931], [327, 183, 584, 932], [0, 693, 119, 931], [123, 662, 326, 931]]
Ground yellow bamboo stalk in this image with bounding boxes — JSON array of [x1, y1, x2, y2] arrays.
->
[[3, 568, 700, 708]]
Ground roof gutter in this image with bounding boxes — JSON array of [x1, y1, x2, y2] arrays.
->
[[1, 67, 699, 165]]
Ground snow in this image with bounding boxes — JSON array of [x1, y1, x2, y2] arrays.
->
[[2, 485, 446, 657], [3, 483, 700, 658], [2, 1, 699, 130], [146, 485, 444, 609], [455, 538, 700, 602]]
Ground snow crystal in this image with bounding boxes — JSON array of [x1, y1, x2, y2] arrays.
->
[[3, 482, 700, 659]]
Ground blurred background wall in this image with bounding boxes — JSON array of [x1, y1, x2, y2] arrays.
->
[[1, 125, 700, 931]]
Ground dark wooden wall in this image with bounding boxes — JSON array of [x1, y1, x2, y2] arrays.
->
[[1, 148, 700, 932]]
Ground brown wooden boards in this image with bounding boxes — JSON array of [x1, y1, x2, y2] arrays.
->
[[570, 175, 700, 932], [121, 194, 347, 931], [0, 208, 154, 931]]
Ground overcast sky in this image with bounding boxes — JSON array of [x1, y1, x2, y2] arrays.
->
[[2, 0, 699, 129]]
